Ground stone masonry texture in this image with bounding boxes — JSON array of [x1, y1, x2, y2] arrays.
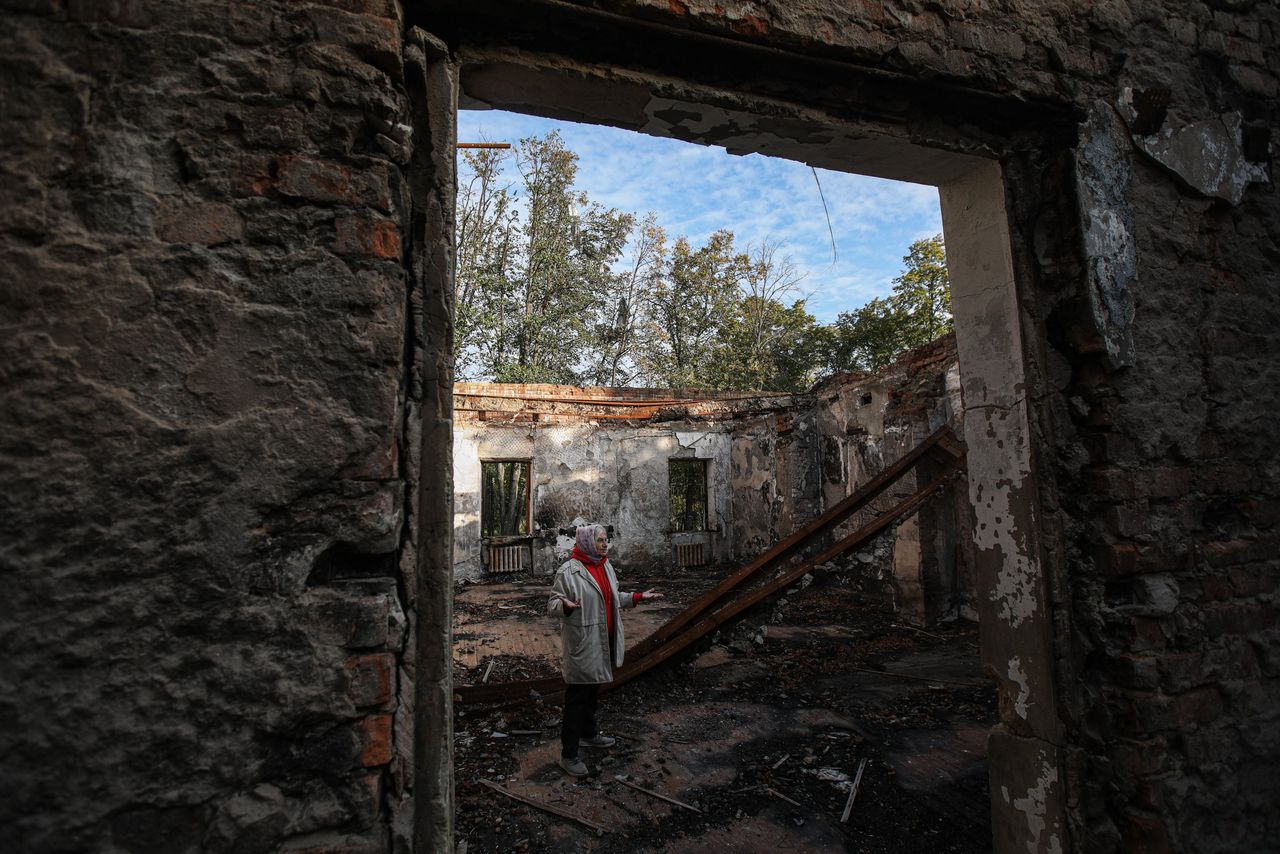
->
[[2, 1, 1278, 852], [0, 1, 418, 852]]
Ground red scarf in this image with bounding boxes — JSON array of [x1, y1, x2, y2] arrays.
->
[[572, 546, 615, 632]]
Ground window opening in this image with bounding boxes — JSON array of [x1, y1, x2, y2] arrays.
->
[[481, 460, 531, 538], [669, 459, 708, 533]]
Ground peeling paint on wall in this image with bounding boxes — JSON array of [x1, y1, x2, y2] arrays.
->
[[1119, 90, 1269, 206], [1075, 102, 1138, 369], [1001, 754, 1063, 854], [1007, 655, 1031, 720], [971, 411, 1038, 629]]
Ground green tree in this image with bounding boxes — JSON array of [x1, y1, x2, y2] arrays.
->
[[455, 131, 633, 384], [584, 215, 667, 387], [892, 233, 951, 343], [828, 296, 913, 374], [703, 241, 822, 392], [639, 229, 745, 388], [828, 233, 951, 373], [709, 295, 823, 391], [455, 145, 517, 380]]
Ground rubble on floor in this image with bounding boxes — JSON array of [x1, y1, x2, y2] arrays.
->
[[453, 570, 997, 853]]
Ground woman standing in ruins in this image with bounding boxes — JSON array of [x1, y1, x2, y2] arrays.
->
[[548, 524, 663, 776]]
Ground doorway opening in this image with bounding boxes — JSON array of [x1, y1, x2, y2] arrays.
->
[[412, 10, 1075, 853]]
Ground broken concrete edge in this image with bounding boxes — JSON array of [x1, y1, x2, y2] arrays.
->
[[1073, 101, 1138, 371], [1118, 88, 1270, 207]]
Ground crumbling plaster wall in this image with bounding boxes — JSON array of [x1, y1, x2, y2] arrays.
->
[[432, 0, 1280, 849], [726, 407, 820, 561], [1, 1, 425, 851], [452, 419, 734, 577], [453, 342, 970, 627], [431, 3, 1280, 850], [812, 335, 974, 626]]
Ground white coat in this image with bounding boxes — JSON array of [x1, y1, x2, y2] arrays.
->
[[547, 558, 638, 684]]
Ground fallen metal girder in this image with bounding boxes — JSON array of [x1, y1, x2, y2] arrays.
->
[[628, 425, 962, 659], [600, 462, 964, 696]]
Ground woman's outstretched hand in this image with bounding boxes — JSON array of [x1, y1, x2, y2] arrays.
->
[[555, 593, 581, 610], [642, 588, 664, 601]]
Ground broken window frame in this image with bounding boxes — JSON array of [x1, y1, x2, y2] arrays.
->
[[668, 458, 709, 533], [480, 459, 532, 539]]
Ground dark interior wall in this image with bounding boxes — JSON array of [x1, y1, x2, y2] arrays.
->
[[0, 1, 420, 851], [1, 1, 1277, 853]]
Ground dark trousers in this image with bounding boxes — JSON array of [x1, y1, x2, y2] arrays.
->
[[561, 683, 600, 759]]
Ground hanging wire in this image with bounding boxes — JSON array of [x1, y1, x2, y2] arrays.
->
[[811, 166, 838, 265]]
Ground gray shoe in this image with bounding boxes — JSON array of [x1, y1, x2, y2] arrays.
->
[[559, 755, 589, 777], [580, 734, 616, 748]]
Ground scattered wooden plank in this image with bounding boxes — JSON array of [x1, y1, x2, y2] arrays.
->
[[508, 729, 542, 736], [480, 780, 606, 836], [841, 758, 869, 822], [613, 777, 703, 814], [481, 661, 495, 684], [771, 753, 790, 770], [767, 787, 803, 808]]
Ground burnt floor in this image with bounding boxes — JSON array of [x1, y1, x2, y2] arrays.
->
[[452, 569, 996, 853]]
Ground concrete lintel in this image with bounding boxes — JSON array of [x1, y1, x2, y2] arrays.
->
[[459, 57, 990, 185]]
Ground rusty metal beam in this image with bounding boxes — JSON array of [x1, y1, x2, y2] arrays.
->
[[600, 461, 964, 696], [628, 425, 961, 659]]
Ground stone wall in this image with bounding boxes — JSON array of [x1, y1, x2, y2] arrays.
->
[[452, 418, 736, 576], [429, 3, 1280, 849], [3, 1, 1278, 852], [0, 1, 420, 850], [450, 384, 814, 577]]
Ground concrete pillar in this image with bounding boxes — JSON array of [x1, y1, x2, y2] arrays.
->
[[940, 161, 1066, 853]]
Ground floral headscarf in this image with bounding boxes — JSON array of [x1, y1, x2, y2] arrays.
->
[[574, 524, 608, 561]]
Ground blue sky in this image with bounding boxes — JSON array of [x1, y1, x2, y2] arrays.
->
[[457, 109, 943, 324]]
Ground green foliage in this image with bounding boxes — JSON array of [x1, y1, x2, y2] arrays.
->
[[640, 230, 745, 388], [456, 135, 951, 392], [455, 131, 632, 384], [828, 234, 951, 373]]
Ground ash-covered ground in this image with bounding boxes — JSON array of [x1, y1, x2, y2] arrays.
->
[[452, 568, 996, 853]]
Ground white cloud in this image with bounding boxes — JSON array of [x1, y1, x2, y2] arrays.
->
[[457, 109, 942, 323]]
